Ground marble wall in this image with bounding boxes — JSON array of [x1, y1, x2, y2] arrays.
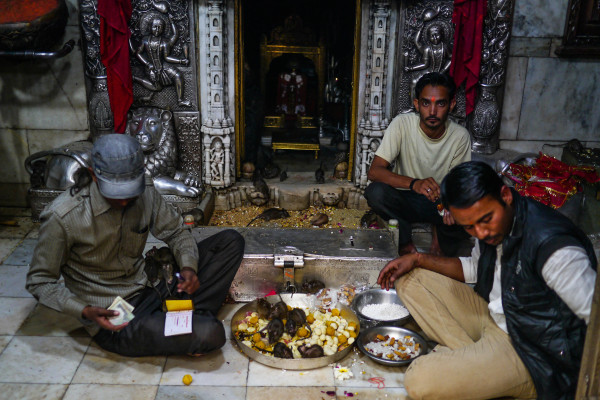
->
[[0, 0, 88, 207], [0, 0, 598, 207], [498, 0, 600, 157]]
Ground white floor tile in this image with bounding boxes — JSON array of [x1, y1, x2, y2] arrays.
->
[[0, 265, 32, 297], [0, 383, 68, 400], [0, 239, 22, 265], [246, 386, 336, 400], [63, 383, 158, 400], [161, 340, 249, 386], [17, 304, 87, 337], [0, 336, 90, 384], [72, 343, 166, 385], [156, 385, 247, 400], [0, 336, 12, 354], [247, 361, 334, 387], [334, 348, 407, 389], [2, 239, 37, 266], [0, 297, 37, 335]]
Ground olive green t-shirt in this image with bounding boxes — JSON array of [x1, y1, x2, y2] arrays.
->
[[375, 112, 471, 185]]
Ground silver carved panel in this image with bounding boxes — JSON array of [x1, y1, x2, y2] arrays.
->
[[129, 0, 198, 110], [392, 0, 465, 117], [173, 111, 202, 179]]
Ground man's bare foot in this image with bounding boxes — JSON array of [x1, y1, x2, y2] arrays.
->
[[398, 242, 418, 256], [429, 226, 443, 256]]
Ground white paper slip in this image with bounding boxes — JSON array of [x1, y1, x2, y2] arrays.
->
[[164, 310, 193, 336]]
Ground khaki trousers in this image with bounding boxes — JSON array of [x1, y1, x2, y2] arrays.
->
[[396, 268, 537, 400]]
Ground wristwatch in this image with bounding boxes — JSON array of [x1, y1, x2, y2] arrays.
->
[[409, 179, 418, 191]]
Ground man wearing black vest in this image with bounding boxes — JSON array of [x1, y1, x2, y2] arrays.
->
[[378, 161, 597, 400]]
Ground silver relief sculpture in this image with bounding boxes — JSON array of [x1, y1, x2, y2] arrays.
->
[[394, 1, 454, 114], [126, 107, 202, 197], [404, 8, 452, 104], [130, 2, 191, 106]]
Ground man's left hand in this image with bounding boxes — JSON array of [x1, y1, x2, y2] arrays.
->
[[177, 267, 200, 294], [442, 209, 455, 225]]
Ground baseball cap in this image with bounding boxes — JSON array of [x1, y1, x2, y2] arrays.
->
[[92, 134, 146, 199]]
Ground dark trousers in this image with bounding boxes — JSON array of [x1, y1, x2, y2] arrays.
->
[[94, 229, 245, 357], [364, 182, 469, 256]]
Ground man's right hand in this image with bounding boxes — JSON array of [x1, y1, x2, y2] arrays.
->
[[82, 306, 129, 332], [377, 253, 419, 291]]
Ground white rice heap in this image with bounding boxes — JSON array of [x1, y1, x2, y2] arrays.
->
[[361, 303, 409, 321], [364, 334, 421, 361]]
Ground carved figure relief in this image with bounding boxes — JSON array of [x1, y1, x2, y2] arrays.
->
[[210, 138, 225, 182], [395, 1, 454, 113], [404, 14, 452, 103], [130, 3, 191, 106], [126, 107, 201, 197], [365, 138, 381, 168]]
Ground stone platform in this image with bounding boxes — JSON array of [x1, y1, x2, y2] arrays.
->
[[192, 226, 399, 302]]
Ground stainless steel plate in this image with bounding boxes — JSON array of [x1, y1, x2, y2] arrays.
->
[[357, 325, 429, 366], [231, 293, 360, 370], [352, 288, 411, 329]]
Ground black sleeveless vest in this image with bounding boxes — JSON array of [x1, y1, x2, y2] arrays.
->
[[476, 190, 597, 399]]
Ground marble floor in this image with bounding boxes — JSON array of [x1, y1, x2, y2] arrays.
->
[[0, 207, 410, 400]]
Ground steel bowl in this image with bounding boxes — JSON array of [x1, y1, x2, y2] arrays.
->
[[231, 293, 360, 370], [357, 325, 429, 366], [352, 288, 410, 329]]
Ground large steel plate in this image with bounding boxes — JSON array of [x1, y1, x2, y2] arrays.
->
[[231, 293, 360, 370]]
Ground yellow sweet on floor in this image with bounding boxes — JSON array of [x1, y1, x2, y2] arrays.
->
[[182, 374, 193, 385]]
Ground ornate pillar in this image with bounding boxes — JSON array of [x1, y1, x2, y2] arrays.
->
[[200, 0, 235, 188], [79, 0, 113, 138], [355, 0, 392, 189], [470, 0, 514, 154]]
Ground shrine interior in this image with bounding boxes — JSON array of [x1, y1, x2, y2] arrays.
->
[[240, 0, 356, 179]]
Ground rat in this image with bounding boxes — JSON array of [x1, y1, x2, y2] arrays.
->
[[252, 169, 270, 199], [279, 168, 288, 182], [246, 208, 290, 227], [298, 343, 324, 358], [310, 213, 328, 227], [273, 342, 294, 359], [315, 161, 325, 184]]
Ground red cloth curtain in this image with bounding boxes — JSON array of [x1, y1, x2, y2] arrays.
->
[[98, 0, 133, 133], [450, 0, 487, 115]]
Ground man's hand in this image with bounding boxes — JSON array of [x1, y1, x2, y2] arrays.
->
[[377, 253, 419, 291], [177, 267, 200, 294], [413, 178, 440, 202], [82, 306, 129, 332], [442, 209, 455, 225]]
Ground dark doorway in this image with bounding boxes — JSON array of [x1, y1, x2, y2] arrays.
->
[[239, 0, 357, 181]]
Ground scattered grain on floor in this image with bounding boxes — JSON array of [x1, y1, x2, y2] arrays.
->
[[209, 206, 367, 229]]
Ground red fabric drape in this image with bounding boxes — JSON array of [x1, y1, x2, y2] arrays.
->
[[450, 0, 487, 115], [98, 0, 133, 133], [503, 153, 600, 209]]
